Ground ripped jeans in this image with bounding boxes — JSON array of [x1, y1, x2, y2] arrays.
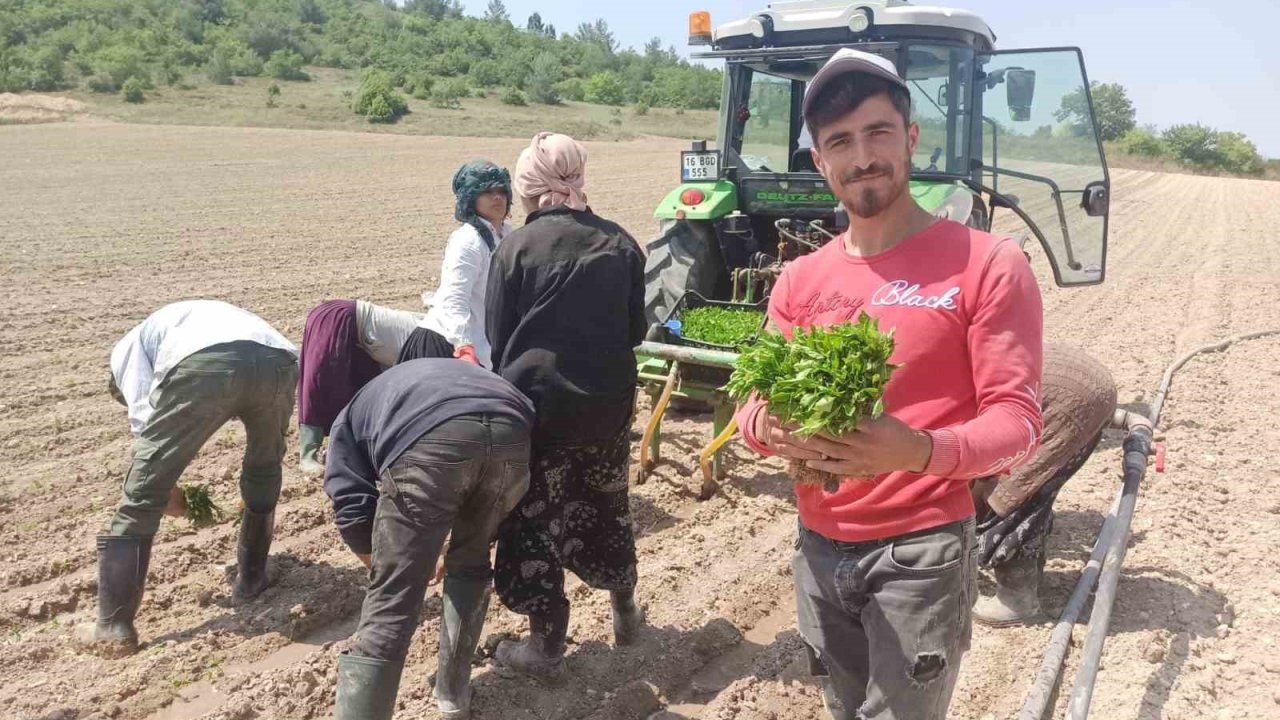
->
[[792, 518, 977, 720]]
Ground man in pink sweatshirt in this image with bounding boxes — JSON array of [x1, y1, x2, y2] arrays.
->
[[734, 49, 1043, 719]]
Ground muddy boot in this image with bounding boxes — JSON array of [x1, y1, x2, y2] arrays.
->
[[335, 652, 402, 720], [610, 589, 645, 646], [973, 551, 1045, 627], [434, 576, 489, 719], [232, 507, 274, 602], [299, 424, 325, 477], [73, 535, 152, 656], [494, 605, 568, 682]]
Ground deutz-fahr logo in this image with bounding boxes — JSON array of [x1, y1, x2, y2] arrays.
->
[[754, 190, 836, 204]]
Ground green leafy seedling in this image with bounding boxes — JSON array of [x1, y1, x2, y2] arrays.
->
[[183, 485, 225, 527], [679, 306, 766, 348], [726, 312, 898, 439]]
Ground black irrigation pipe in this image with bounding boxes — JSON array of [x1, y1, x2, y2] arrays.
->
[[1020, 329, 1280, 720]]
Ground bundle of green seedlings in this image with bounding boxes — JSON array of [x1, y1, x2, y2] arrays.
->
[[183, 485, 225, 527], [679, 305, 766, 348], [725, 312, 898, 489]]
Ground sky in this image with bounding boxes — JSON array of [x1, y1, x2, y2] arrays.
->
[[461, 0, 1280, 157]]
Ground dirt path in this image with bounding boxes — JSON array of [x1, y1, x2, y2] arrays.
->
[[2, 123, 1279, 720]]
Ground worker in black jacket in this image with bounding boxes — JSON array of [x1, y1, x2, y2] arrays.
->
[[485, 132, 648, 680], [324, 359, 534, 720]]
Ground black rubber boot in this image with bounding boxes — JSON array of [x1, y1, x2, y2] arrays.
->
[[434, 576, 490, 719], [973, 550, 1045, 627], [233, 507, 274, 602], [73, 535, 152, 656], [298, 424, 325, 477], [335, 652, 403, 720], [494, 605, 569, 683], [610, 589, 645, 646]]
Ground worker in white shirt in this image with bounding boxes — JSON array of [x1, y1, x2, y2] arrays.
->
[[76, 300, 298, 656], [296, 299, 423, 476], [398, 160, 513, 367]]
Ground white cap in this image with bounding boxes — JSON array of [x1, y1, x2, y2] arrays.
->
[[802, 48, 905, 119]]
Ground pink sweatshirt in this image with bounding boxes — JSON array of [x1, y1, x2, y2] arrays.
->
[[735, 220, 1044, 542]]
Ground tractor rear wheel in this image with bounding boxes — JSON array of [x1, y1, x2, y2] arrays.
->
[[643, 219, 726, 325]]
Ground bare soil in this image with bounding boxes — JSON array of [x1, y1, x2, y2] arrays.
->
[[2, 123, 1279, 720]]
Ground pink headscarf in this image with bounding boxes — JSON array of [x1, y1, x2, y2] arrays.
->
[[513, 132, 589, 211]]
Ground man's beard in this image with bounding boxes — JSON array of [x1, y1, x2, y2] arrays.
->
[[841, 159, 908, 219]]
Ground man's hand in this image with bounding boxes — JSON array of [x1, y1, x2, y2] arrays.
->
[[164, 485, 187, 518], [453, 345, 480, 365], [755, 409, 932, 479]]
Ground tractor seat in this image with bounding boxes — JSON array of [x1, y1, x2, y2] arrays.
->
[[791, 147, 817, 172]]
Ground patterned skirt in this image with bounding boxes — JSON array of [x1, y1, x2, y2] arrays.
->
[[494, 429, 637, 617]]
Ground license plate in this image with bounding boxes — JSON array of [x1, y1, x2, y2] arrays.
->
[[681, 151, 719, 182]]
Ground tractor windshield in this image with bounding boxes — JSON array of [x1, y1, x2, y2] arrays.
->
[[724, 44, 976, 177]]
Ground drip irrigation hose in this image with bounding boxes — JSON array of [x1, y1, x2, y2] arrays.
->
[[1020, 329, 1280, 720]]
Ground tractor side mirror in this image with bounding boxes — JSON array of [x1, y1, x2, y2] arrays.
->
[[1005, 68, 1036, 122], [1082, 181, 1108, 217], [936, 82, 949, 109]]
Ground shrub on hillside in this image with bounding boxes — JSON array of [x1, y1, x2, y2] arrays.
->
[[264, 50, 309, 81], [121, 77, 145, 103], [500, 87, 527, 106], [555, 77, 585, 102], [86, 72, 118, 93], [430, 78, 468, 109], [352, 70, 408, 123], [1119, 128, 1165, 158], [584, 71, 624, 106]]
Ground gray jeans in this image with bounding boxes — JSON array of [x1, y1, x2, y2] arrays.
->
[[111, 342, 297, 536], [352, 414, 531, 662], [793, 518, 978, 720]]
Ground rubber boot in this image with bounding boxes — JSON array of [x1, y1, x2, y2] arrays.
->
[[232, 507, 274, 602], [973, 551, 1045, 627], [335, 652, 403, 720], [433, 576, 490, 719], [299, 424, 325, 477], [610, 589, 645, 646], [494, 604, 569, 683], [73, 535, 152, 656]]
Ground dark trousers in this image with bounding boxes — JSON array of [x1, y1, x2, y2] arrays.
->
[[494, 429, 638, 618], [396, 326, 454, 364], [110, 342, 297, 537], [793, 518, 977, 720], [351, 414, 531, 662]]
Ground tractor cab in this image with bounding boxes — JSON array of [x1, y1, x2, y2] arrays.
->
[[648, 0, 1112, 325]]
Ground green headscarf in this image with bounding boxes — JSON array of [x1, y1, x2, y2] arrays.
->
[[452, 160, 512, 251]]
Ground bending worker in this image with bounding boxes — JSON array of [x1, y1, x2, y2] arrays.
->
[[296, 299, 422, 475], [77, 299, 298, 655], [326, 359, 534, 720]]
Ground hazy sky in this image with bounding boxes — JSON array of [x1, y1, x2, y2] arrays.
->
[[462, 0, 1280, 157]]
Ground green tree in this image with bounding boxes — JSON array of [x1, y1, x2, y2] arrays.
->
[[584, 71, 624, 105], [1162, 123, 1219, 168], [526, 51, 562, 104], [1054, 81, 1135, 141], [484, 0, 509, 24], [526, 12, 544, 34], [1216, 131, 1264, 175], [576, 19, 617, 54]]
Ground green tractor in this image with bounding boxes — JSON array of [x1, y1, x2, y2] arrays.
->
[[635, 0, 1113, 495]]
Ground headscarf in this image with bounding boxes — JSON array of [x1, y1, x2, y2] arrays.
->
[[452, 160, 512, 251], [513, 132, 589, 211]]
